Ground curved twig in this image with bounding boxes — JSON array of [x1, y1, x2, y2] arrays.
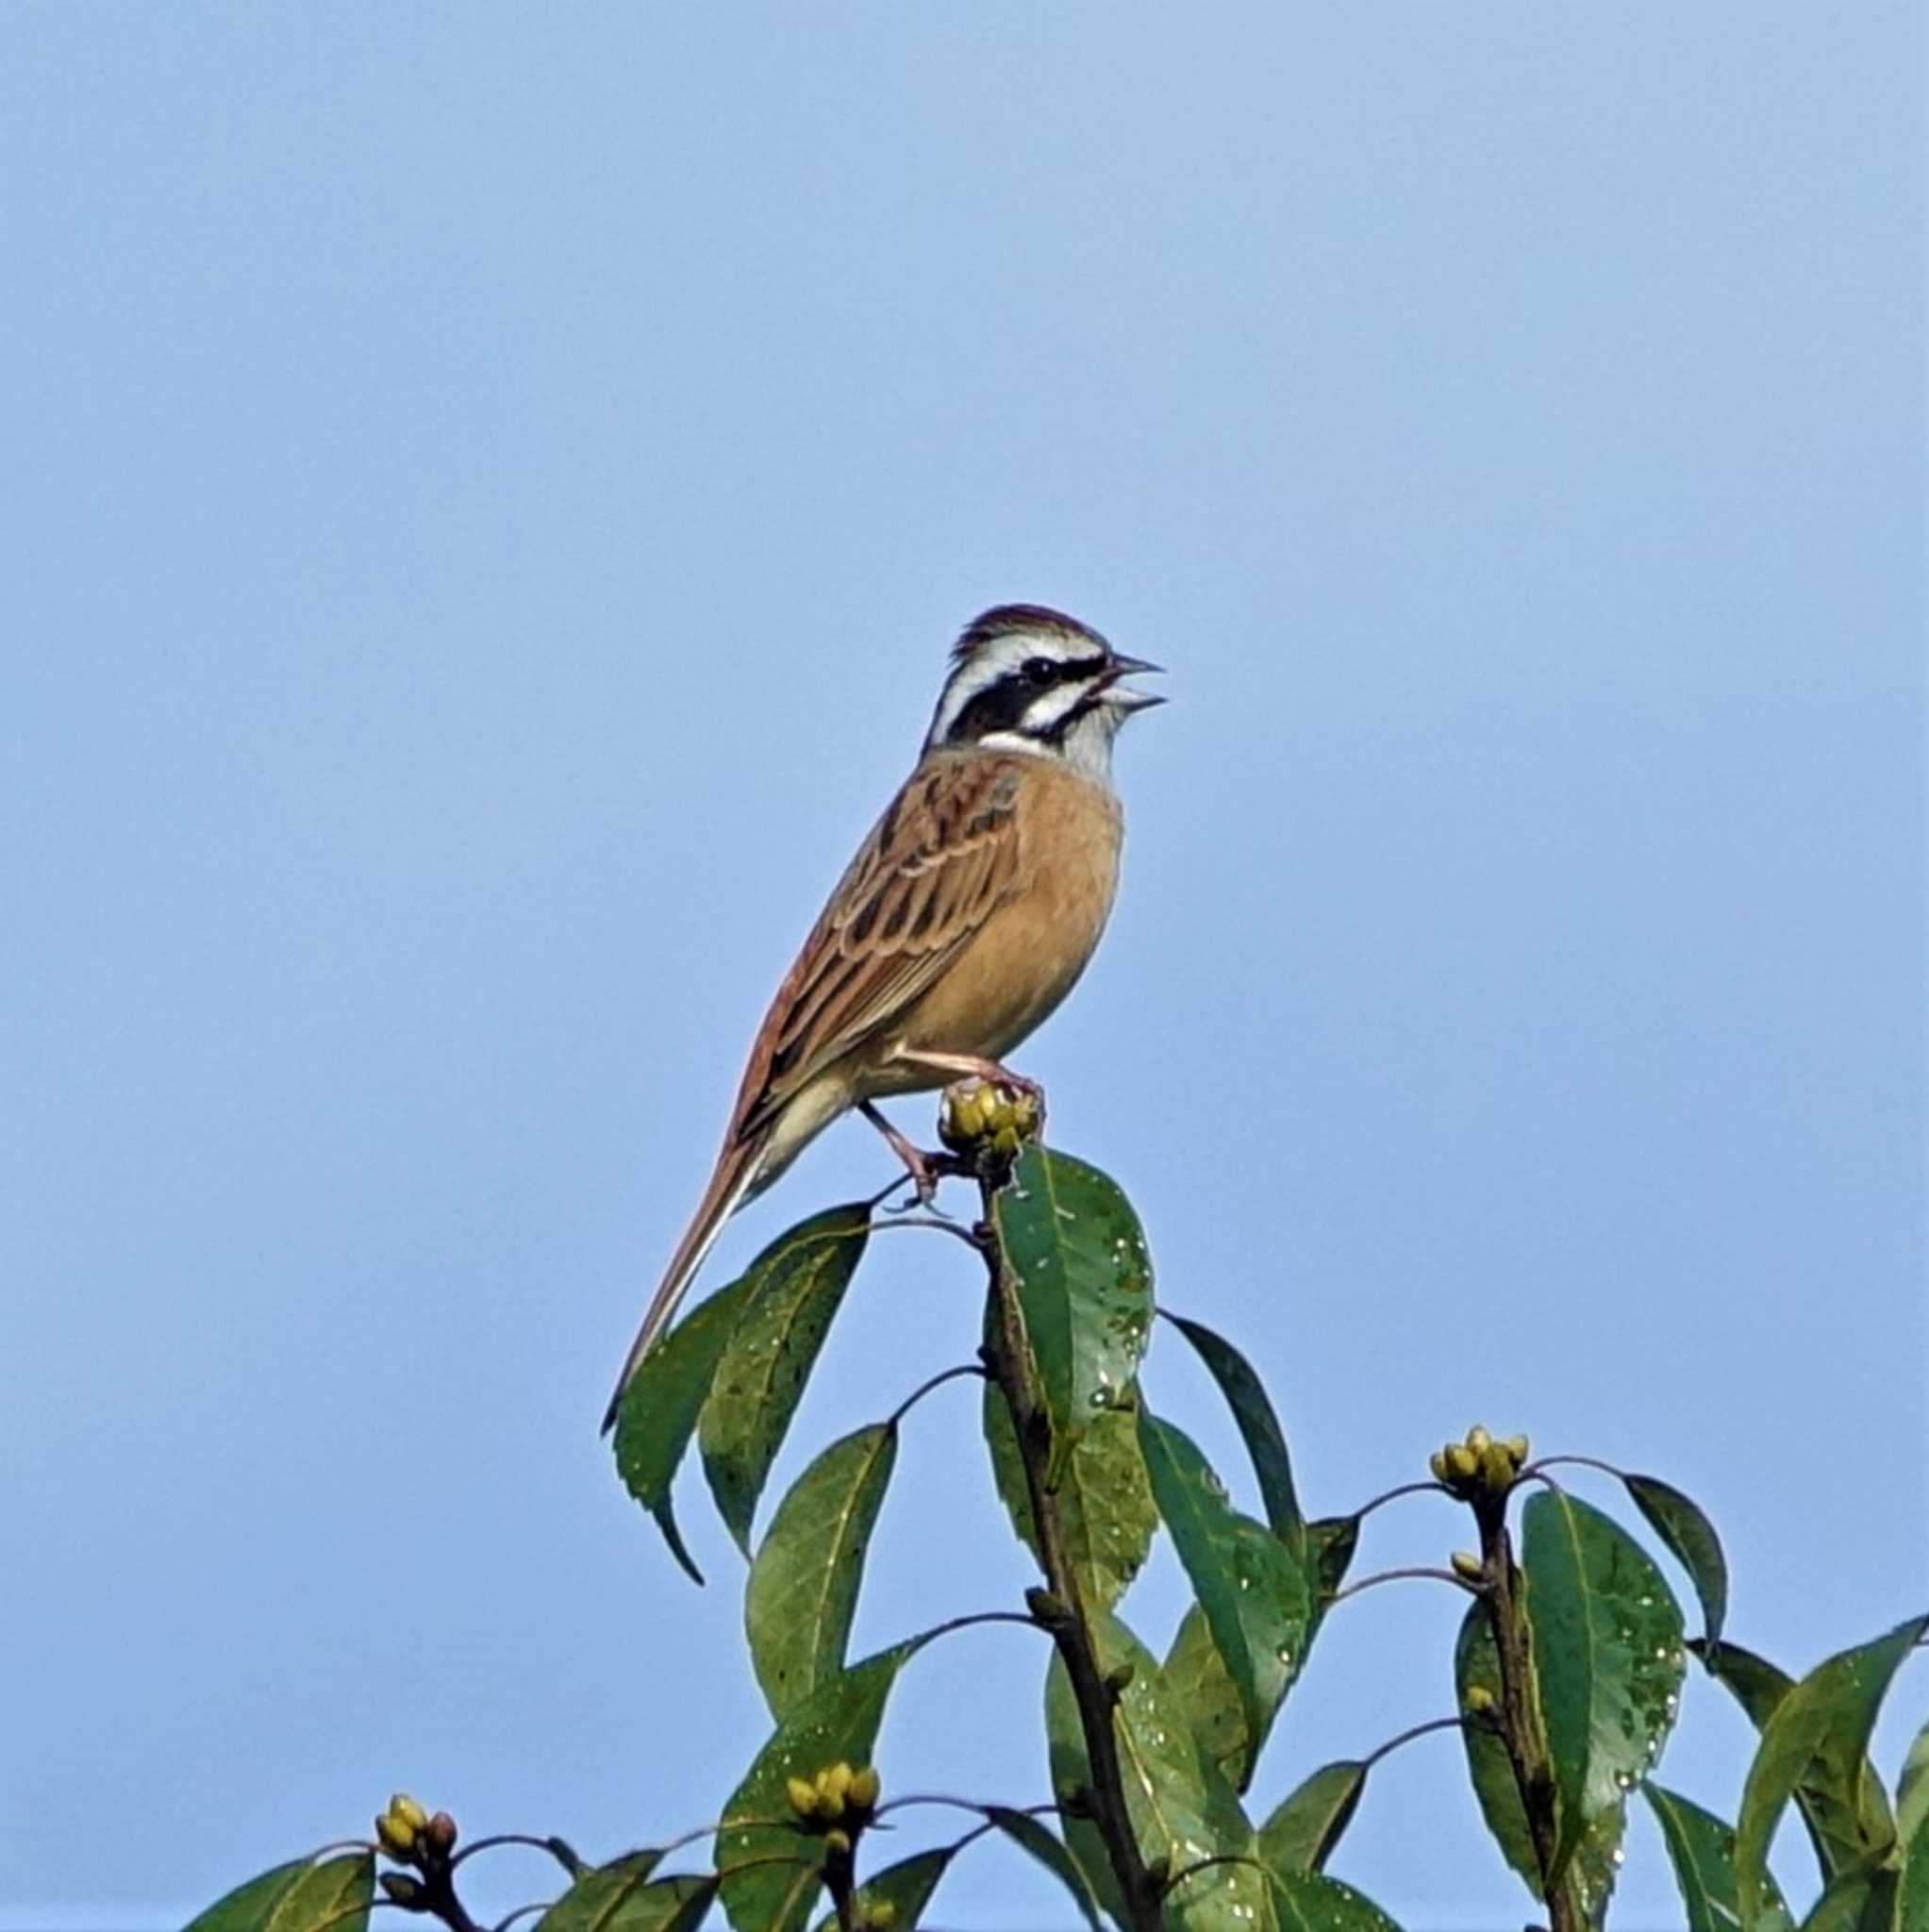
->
[[1326, 1564, 1477, 1606]]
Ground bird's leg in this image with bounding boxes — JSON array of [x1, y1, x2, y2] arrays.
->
[[859, 1100, 952, 1208], [887, 1048, 1048, 1126]]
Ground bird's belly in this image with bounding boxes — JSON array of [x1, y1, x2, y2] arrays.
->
[[867, 823, 1120, 1094]]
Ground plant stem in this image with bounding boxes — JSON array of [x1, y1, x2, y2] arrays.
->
[[1473, 1495, 1577, 1932], [974, 1168, 1165, 1932]]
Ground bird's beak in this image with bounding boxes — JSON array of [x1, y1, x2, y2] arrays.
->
[[1100, 653, 1167, 712]]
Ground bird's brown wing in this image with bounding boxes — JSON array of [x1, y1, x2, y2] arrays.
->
[[731, 753, 1025, 1141]]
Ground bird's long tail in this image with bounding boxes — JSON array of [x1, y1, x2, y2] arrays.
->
[[601, 1135, 765, 1434]]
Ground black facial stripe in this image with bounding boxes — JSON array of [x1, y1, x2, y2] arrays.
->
[[942, 654, 1111, 744], [1039, 690, 1104, 744]]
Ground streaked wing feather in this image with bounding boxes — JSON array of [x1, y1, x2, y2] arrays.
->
[[734, 757, 1023, 1139]]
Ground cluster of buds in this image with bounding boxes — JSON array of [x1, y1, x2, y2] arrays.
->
[[937, 1077, 1041, 1162], [1429, 1424, 1529, 1499], [374, 1794, 457, 1907], [785, 1760, 882, 1857]]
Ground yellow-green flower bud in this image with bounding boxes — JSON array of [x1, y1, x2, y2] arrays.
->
[[1465, 1424, 1491, 1455], [1505, 1434, 1530, 1466], [1463, 1684, 1496, 1714], [375, 1813, 417, 1860], [389, 1795, 430, 1833], [846, 1766, 881, 1812], [823, 1827, 852, 1857], [1481, 1441, 1516, 1490], [786, 1776, 821, 1820], [859, 1904, 897, 1930], [1446, 1442, 1479, 1481], [1428, 1448, 1451, 1483], [1450, 1549, 1485, 1583]]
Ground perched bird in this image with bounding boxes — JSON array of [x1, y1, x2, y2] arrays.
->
[[604, 604, 1161, 1426]]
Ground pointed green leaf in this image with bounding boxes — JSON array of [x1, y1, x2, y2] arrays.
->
[[531, 1853, 667, 1932], [810, 1849, 951, 1932], [538, 1865, 715, 1932], [1257, 1760, 1368, 1875], [1455, 1601, 1543, 1895], [187, 1855, 374, 1932], [983, 1377, 1156, 1610], [1044, 1610, 1272, 1930], [1139, 1412, 1312, 1790], [1166, 1313, 1304, 1549], [614, 1277, 755, 1583], [1522, 1490, 1686, 1882], [698, 1202, 871, 1554], [1623, 1473, 1729, 1654], [1266, 1867, 1404, 1932], [1896, 1713, 1929, 1848], [1796, 1867, 1896, 1932], [1454, 1603, 1624, 1927], [717, 1639, 924, 1932], [978, 1807, 1103, 1932], [1166, 1604, 1252, 1791], [1305, 1514, 1360, 1600], [746, 1422, 897, 1719], [1735, 1615, 1928, 1930], [991, 1145, 1152, 1471], [1692, 1638, 1898, 1882], [1896, 1778, 1929, 1932], [1643, 1782, 1793, 1932]]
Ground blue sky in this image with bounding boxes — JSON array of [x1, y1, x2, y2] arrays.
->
[[2, 7, 1921, 1929]]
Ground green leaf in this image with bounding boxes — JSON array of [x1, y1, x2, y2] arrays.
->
[[746, 1421, 898, 1719], [698, 1202, 871, 1554], [1266, 1867, 1404, 1932], [991, 1145, 1152, 1473], [1139, 1412, 1312, 1790], [1166, 1313, 1304, 1549], [1522, 1490, 1686, 1882], [614, 1277, 755, 1583], [1044, 1610, 1272, 1931], [1623, 1473, 1729, 1655], [1692, 1638, 1898, 1882], [983, 1377, 1156, 1610], [531, 1853, 667, 1932], [1796, 1867, 1897, 1932], [1643, 1782, 1793, 1932], [538, 1865, 716, 1932], [810, 1849, 951, 1931], [717, 1639, 924, 1932], [978, 1807, 1103, 1932], [1256, 1760, 1368, 1875], [1735, 1615, 1928, 1931], [1455, 1601, 1542, 1895], [1165, 1604, 1251, 1791], [1897, 1713, 1929, 1848], [1454, 1604, 1623, 1928], [186, 1855, 374, 1932], [1305, 1514, 1360, 1600], [1896, 1781, 1929, 1932]]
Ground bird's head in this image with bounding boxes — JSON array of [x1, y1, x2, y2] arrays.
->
[[923, 604, 1163, 781]]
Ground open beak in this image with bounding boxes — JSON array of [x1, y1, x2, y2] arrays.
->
[[1100, 653, 1166, 713]]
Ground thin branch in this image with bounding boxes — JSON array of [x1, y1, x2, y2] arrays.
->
[[450, 1835, 579, 1874], [1161, 1853, 1269, 1897], [1527, 1454, 1621, 1481], [1353, 1478, 1452, 1521], [888, 1362, 988, 1427], [1326, 1565, 1477, 1606], [866, 1213, 988, 1251], [1360, 1713, 1469, 1771]]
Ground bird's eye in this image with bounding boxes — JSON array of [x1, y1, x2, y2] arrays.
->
[[1021, 657, 1058, 686]]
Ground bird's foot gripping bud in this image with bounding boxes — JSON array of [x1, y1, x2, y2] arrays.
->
[[786, 1761, 882, 1835], [937, 1077, 1043, 1168], [1429, 1425, 1530, 1501]]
